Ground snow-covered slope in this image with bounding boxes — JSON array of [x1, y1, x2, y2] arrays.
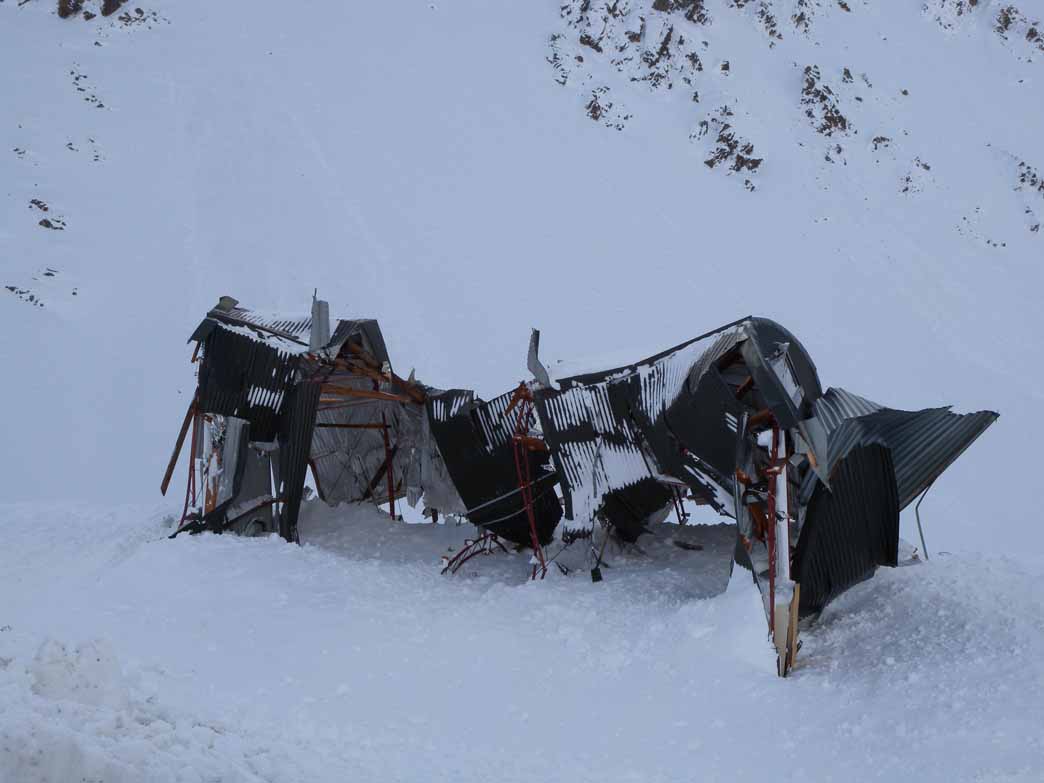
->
[[1, 503, 1043, 781]]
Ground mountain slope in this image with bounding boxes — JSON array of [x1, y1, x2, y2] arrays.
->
[[2, 0, 1039, 559]]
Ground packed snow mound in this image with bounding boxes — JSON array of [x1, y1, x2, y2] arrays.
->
[[2, 502, 1043, 782]]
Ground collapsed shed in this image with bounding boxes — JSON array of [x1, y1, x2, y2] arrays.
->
[[529, 316, 997, 673], [162, 296, 558, 552], [162, 302, 997, 676]]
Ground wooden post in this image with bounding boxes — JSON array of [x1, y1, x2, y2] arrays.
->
[[161, 392, 198, 496]]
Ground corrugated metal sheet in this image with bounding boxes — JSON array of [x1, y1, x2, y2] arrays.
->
[[309, 380, 420, 507], [196, 323, 300, 442], [812, 387, 882, 431], [328, 319, 391, 364], [427, 389, 561, 546], [223, 307, 312, 340], [535, 319, 810, 535], [793, 444, 899, 616], [208, 307, 390, 362], [278, 380, 321, 541], [814, 387, 998, 509]]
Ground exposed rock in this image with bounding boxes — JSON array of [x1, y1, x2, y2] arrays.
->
[[56, 0, 82, 18], [801, 65, 851, 136], [698, 105, 763, 179]]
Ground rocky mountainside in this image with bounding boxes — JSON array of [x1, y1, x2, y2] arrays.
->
[[1, 0, 1040, 555]]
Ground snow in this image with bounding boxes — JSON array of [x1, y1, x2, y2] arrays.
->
[[2, 0, 1043, 779], [3, 0, 1039, 559], [2, 501, 1043, 781]]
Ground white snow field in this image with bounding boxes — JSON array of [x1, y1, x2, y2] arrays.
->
[[1, 503, 1043, 782], [2, 0, 1043, 780]]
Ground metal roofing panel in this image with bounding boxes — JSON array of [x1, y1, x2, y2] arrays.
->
[[814, 387, 998, 510], [812, 387, 883, 432], [793, 443, 899, 616], [195, 324, 300, 442], [426, 388, 561, 546], [278, 380, 321, 541], [225, 307, 312, 339]]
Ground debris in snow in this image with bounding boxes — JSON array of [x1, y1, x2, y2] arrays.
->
[[170, 298, 997, 679]]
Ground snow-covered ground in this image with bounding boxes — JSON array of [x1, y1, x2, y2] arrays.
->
[[2, 501, 1042, 782], [3, 0, 1043, 779]]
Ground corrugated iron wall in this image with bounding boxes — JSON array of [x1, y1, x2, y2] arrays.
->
[[793, 443, 899, 616], [197, 326, 299, 442], [427, 389, 561, 546], [278, 381, 321, 542]]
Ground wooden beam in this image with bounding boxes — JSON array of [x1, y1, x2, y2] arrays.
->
[[362, 444, 400, 501], [325, 360, 387, 385], [319, 354, 427, 404], [514, 435, 548, 452], [345, 341, 382, 370], [749, 503, 769, 541], [784, 583, 801, 677], [160, 393, 197, 496], [318, 386, 414, 404], [747, 408, 775, 430], [389, 370, 427, 404], [734, 375, 754, 399]]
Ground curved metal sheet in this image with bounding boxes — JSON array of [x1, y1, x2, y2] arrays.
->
[[814, 388, 998, 509]]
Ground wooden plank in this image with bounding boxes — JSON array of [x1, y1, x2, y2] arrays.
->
[[345, 341, 382, 369], [514, 435, 548, 452], [160, 393, 197, 496], [747, 408, 775, 430], [322, 355, 426, 404], [734, 375, 754, 399], [318, 386, 414, 404], [785, 583, 802, 677], [389, 370, 427, 404]]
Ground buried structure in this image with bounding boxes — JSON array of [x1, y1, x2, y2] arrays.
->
[[161, 295, 559, 550], [163, 299, 997, 676]]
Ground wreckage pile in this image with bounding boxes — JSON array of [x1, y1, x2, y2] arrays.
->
[[162, 296, 997, 675]]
